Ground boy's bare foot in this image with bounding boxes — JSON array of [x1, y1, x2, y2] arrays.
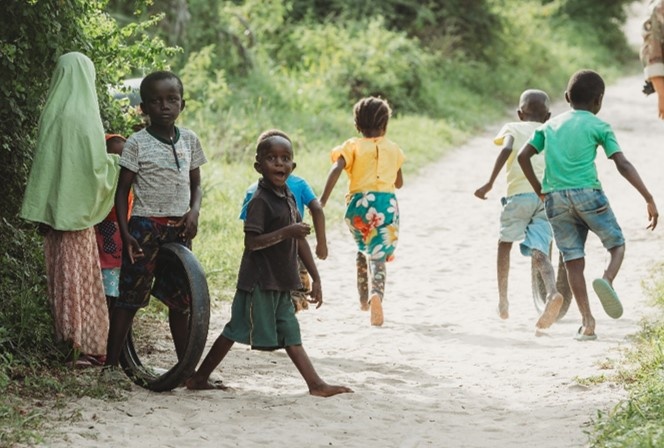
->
[[536, 292, 563, 329], [370, 294, 383, 326], [309, 383, 354, 397], [360, 299, 369, 311], [498, 299, 509, 319], [185, 376, 229, 390]]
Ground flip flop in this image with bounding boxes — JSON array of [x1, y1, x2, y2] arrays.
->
[[592, 278, 623, 319], [574, 326, 597, 341]]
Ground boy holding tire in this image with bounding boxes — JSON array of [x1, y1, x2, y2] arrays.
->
[[102, 71, 207, 378]]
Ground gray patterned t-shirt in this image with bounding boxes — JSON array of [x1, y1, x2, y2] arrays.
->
[[120, 127, 207, 217]]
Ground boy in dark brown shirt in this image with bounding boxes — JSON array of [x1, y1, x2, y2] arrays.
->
[[185, 130, 352, 397]]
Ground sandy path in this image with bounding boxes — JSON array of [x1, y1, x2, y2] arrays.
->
[[44, 7, 664, 445], [44, 72, 664, 448]]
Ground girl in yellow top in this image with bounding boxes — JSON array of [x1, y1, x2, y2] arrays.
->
[[321, 97, 405, 326]]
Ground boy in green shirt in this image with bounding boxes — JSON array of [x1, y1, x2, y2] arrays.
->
[[518, 69, 658, 340]]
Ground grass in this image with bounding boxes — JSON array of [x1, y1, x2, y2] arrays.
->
[[0, 359, 128, 446], [589, 266, 664, 447]]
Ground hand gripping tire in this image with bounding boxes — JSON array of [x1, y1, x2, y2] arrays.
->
[[532, 251, 573, 321], [120, 243, 210, 391]]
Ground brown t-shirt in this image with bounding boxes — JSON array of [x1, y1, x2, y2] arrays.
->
[[236, 179, 301, 292]]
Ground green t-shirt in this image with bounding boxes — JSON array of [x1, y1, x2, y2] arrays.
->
[[528, 110, 621, 193]]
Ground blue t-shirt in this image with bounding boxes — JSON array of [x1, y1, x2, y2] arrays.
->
[[239, 174, 316, 220], [528, 110, 621, 193]]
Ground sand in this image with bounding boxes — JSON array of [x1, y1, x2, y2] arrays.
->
[[43, 10, 664, 448]]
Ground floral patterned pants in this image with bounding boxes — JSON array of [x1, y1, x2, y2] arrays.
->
[[345, 191, 399, 303]]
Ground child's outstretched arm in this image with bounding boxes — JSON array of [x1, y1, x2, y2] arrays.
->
[[320, 157, 346, 207], [297, 238, 322, 308], [244, 223, 311, 251], [517, 143, 543, 198], [395, 168, 404, 189], [307, 199, 328, 260], [611, 152, 659, 230], [475, 135, 514, 199], [179, 167, 203, 239], [115, 167, 143, 263], [651, 77, 664, 119]]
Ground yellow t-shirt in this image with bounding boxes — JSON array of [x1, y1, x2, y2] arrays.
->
[[331, 136, 405, 201], [494, 121, 545, 196]]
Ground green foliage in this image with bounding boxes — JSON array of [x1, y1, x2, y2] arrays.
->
[[287, 0, 500, 59], [0, 220, 54, 360], [590, 268, 664, 447], [285, 17, 429, 110]]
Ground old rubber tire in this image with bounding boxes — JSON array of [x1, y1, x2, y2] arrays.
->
[[532, 252, 573, 321], [119, 243, 210, 392]]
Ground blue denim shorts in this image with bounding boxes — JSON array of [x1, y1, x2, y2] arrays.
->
[[499, 193, 553, 257], [544, 189, 624, 262]]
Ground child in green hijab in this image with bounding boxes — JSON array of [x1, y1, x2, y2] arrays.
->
[[20, 52, 120, 366]]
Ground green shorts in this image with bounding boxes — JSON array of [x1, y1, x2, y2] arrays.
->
[[222, 287, 302, 350]]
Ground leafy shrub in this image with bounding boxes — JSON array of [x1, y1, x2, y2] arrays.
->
[[285, 17, 431, 112], [0, 0, 176, 369]]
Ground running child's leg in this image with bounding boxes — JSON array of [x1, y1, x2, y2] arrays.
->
[[285, 344, 353, 397], [532, 249, 563, 329], [369, 260, 386, 326], [603, 244, 625, 285], [497, 241, 511, 319], [185, 334, 234, 390], [356, 251, 369, 310], [565, 257, 595, 336]]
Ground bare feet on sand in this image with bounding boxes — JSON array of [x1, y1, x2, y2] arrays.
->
[[535, 292, 563, 329], [184, 377, 229, 391], [498, 299, 509, 320], [309, 383, 354, 397], [370, 294, 384, 326], [360, 298, 369, 311]]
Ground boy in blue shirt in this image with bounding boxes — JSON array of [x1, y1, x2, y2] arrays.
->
[[518, 69, 658, 340]]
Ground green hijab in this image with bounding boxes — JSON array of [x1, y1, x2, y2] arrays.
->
[[20, 52, 119, 231]]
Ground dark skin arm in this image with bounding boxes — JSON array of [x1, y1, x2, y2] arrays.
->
[[244, 222, 311, 252], [115, 167, 143, 263], [307, 198, 328, 259], [297, 237, 323, 308], [475, 135, 514, 199], [610, 152, 658, 230], [517, 143, 543, 198], [650, 76, 664, 119], [176, 167, 203, 239], [395, 168, 404, 189], [320, 157, 346, 207]]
